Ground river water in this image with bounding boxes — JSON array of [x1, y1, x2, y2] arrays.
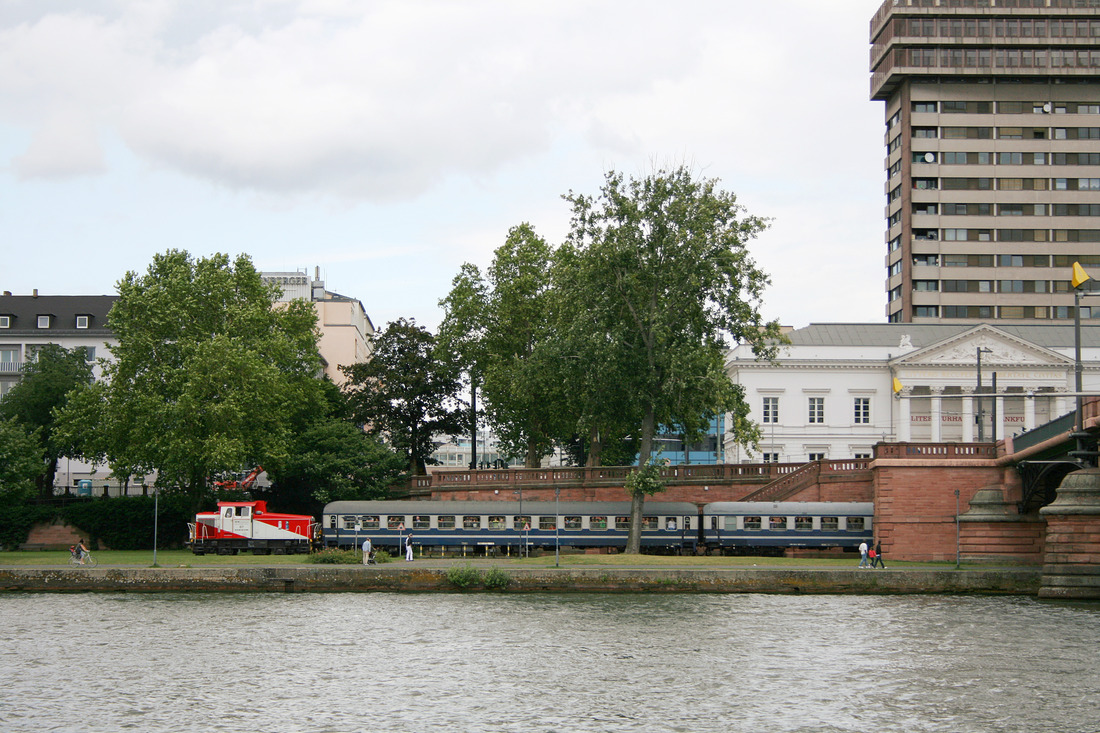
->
[[1, 593, 1098, 733]]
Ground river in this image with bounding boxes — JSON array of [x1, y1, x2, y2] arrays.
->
[[1, 593, 1098, 732]]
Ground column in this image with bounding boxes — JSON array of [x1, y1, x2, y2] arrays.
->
[[898, 388, 911, 442], [930, 387, 943, 443], [961, 387, 975, 443], [995, 394, 1006, 442], [1055, 390, 1069, 419], [1024, 392, 1036, 432]]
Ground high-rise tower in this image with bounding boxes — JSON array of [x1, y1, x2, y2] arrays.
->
[[871, 0, 1100, 323]]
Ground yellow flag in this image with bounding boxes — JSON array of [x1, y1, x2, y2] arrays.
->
[[892, 377, 903, 394], [1072, 261, 1091, 289]]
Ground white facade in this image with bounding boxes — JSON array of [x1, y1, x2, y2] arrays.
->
[[725, 323, 1100, 463]]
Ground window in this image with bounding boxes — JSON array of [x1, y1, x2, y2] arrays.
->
[[913, 254, 938, 267], [912, 101, 937, 113], [808, 452, 826, 462], [854, 398, 870, 424], [0, 348, 16, 365], [761, 453, 779, 464], [846, 517, 866, 532], [641, 517, 658, 530], [0, 316, 10, 328], [808, 397, 824, 424], [762, 396, 779, 424], [412, 515, 430, 530], [388, 516, 406, 530], [743, 516, 762, 531], [75, 315, 89, 329], [37, 315, 50, 329], [564, 516, 582, 530], [539, 516, 556, 530], [513, 515, 530, 530], [488, 515, 505, 529], [614, 515, 630, 529], [912, 127, 938, 138], [343, 516, 357, 530], [590, 516, 607, 530], [821, 517, 839, 532], [795, 517, 813, 531], [463, 515, 480, 530], [914, 306, 939, 318], [438, 515, 455, 529], [913, 280, 938, 291], [769, 516, 787, 531]]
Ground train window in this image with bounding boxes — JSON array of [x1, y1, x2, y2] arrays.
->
[[846, 517, 866, 532], [641, 517, 658, 530], [821, 517, 839, 531], [539, 516, 556, 530], [744, 516, 762, 530], [795, 516, 813, 531], [329, 515, 336, 529], [438, 515, 455, 529], [615, 516, 631, 529], [513, 515, 531, 530], [412, 515, 430, 530], [564, 516, 582, 529], [665, 518, 678, 530], [488, 515, 506, 529], [463, 515, 480, 530], [362, 515, 379, 529], [387, 516, 405, 530], [343, 517, 357, 530], [769, 516, 787, 530], [590, 516, 607, 529]]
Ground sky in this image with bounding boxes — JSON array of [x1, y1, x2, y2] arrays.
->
[[0, 0, 888, 332]]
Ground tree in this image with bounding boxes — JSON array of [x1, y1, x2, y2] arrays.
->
[[0, 343, 93, 497], [342, 318, 464, 475], [562, 167, 784, 552], [437, 263, 490, 468], [54, 250, 326, 499], [0, 418, 43, 502]]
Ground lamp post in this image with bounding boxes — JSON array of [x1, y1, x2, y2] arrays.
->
[[152, 486, 159, 567], [1071, 262, 1094, 466], [976, 347, 993, 442], [554, 487, 560, 568], [513, 488, 525, 558]]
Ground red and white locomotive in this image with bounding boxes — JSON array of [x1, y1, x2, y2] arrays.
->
[[189, 501, 317, 555]]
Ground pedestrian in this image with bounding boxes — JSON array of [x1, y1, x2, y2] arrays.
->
[[858, 540, 870, 568], [405, 534, 413, 562], [871, 540, 886, 569], [362, 537, 372, 566]]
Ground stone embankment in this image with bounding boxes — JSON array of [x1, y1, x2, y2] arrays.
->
[[0, 566, 1041, 595]]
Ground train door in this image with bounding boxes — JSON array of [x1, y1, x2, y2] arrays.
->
[[232, 505, 252, 537]]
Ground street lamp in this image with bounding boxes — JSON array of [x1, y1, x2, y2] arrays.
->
[[554, 487, 560, 568], [976, 347, 993, 442], [1071, 262, 1094, 466], [513, 488, 525, 558]]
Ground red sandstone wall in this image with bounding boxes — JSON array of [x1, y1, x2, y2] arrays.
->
[[21, 521, 90, 550], [1044, 515, 1100, 566], [960, 521, 1045, 563], [873, 464, 1003, 562]]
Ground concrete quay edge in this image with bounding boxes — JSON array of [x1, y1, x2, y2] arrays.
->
[[0, 566, 1043, 595]]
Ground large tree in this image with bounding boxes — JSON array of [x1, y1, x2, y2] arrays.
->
[[0, 418, 43, 502], [562, 167, 784, 552], [55, 250, 325, 498], [342, 318, 464, 475], [437, 263, 490, 468], [0, 343, 93, 497]]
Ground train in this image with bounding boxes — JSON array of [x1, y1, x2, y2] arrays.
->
[[321, 500, 874, 556], [189, 501, 317, 555]]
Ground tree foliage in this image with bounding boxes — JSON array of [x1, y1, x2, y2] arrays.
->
[[0, 418, 43, 501], [0, 343, 93, 496], [342, 318, 464, 475], [54, 250, 325, 498]]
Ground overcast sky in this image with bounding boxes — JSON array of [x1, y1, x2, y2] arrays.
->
[[1, 0, 887, 331]]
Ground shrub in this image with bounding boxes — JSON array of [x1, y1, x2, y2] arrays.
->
[[446, 563, 482, 589], [373, 549, 392, 564], [483, 566, 512, 591], [307, 548, 360, 564]]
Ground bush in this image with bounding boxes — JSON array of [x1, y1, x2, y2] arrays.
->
[[307, 548, 360, 564], [373, 549, 392, 564], [446, 563, 482, 589], [483, 566, 512, 591]]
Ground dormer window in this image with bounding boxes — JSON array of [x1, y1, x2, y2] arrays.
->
[[37, 315, 51, 329], [0, 315, 9, 329], [76, 315, 90, 329]]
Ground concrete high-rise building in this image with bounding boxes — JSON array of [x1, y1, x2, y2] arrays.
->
[[871, 0, 1100, 323]]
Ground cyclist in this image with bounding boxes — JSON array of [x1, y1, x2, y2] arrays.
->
[[75, 539, 90, 565]]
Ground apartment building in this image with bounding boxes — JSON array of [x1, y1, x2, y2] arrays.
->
[[871, 0, 1100, 323]]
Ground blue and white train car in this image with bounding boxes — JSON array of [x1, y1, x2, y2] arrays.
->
[[702, 501, 873, 554], [322, 500, 700, 554]]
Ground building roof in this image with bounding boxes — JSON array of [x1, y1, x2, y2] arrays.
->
[[0, 294, 117, 336], [781, 323, 1100, 349]]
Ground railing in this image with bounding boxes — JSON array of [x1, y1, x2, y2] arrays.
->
[[875, 442, 997, 459], [0, 361, 24, 374], [738, 459, 873, 503]]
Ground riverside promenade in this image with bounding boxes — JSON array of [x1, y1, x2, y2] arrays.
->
[[0, 562, 1041, 595]]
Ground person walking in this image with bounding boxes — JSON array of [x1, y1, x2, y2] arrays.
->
[[871, 540, 887, 569], [858, 540, 870, 568], [362, 537, 372, 565], [405, 534, 413, 562]]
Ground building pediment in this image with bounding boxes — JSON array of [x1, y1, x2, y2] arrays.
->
[[891, 325, 1072, 370]]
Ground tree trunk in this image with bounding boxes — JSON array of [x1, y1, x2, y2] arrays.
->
[[624, 405, 657, 554], [585, 427, 602, 467], [469, 382, 478, 470], [525, 440, 540, 468]]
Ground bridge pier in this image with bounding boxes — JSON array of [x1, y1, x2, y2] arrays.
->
[[1039, 467, 1100, 600]]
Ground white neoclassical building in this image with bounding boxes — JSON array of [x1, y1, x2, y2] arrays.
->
[[725, 323, 1100, 464]]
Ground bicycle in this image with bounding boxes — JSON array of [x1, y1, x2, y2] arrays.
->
[[68, 552, 98, 568]]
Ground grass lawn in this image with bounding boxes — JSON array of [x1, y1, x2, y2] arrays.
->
[[0, 549, 989, 571]]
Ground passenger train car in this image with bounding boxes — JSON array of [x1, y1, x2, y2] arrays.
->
[[702, 502, 873, 554], [322, 500, 700, 554]]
